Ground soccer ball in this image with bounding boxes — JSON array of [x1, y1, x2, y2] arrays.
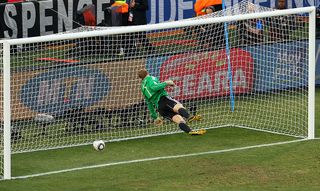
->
[[93, 140, 105, 151]]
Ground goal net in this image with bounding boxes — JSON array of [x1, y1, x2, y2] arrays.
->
[[0, 1, 315, 179]]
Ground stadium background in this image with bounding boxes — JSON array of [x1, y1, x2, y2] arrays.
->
[[0, 0, 317, 39], [1, 1, 319, 184], [0, 0, 319, 118]]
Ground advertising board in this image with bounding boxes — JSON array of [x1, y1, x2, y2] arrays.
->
[[0, 60, 145, 120]]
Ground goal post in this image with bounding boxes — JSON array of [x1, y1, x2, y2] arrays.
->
[[2, 41, 11, 180], [0, 3, 316, 180], [308, 8, 316, 140]]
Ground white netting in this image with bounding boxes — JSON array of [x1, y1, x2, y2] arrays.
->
[[0, 0, 313, 179]]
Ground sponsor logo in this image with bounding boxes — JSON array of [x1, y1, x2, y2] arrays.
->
[[252, 41, 309, 92], [20, 67, 110, 114], [159, 48, 254, 100], [273, 47, 307, 83]]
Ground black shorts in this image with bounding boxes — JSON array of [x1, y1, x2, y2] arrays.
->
[[158, 96, 181, 120]]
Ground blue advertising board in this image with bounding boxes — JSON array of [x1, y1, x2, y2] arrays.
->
[[20, 67, 110, 114], [246, 41, 309, 92]]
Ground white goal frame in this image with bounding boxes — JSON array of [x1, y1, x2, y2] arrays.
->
[[1, 6, 316, 180]]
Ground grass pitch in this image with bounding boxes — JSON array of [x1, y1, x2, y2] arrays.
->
[[0, 129, 319, 191], [0, 88, 318, 190]]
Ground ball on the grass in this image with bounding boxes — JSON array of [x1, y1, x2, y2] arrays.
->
[[93, 140, 105, 151]]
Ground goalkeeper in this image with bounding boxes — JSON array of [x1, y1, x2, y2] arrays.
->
[[138, 69, 206, 135]]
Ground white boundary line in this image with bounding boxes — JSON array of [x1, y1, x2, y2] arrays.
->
[[11, 138, 314, 180]]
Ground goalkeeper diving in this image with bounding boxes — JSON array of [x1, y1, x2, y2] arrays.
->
[[138, 69, 206, 135]]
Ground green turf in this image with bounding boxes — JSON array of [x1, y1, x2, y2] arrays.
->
[[0, 130, 319, 190], [11, 127, 294, 177], [0, 88, 318, 190]]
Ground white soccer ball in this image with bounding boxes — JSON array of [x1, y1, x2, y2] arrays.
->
[[93, 140, 105, 151]]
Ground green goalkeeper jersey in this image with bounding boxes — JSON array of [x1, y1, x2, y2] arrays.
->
[[141, 75, 169, 119]]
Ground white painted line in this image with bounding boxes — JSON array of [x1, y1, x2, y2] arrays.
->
[[11, 138, 311, 180]]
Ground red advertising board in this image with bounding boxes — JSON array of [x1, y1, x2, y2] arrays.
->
[[159, 48, 254, 100]]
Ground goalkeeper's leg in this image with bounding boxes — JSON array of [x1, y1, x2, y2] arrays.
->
[[171, 115, 206, 136], [172, 103, 202, 122], [158, 96, 205, 135]]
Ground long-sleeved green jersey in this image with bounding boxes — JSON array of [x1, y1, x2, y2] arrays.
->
[[141, 75, 168, 119]]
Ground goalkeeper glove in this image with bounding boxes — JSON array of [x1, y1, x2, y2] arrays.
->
[[165, 80, 175, 86], [154, 117, 163, 126]]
